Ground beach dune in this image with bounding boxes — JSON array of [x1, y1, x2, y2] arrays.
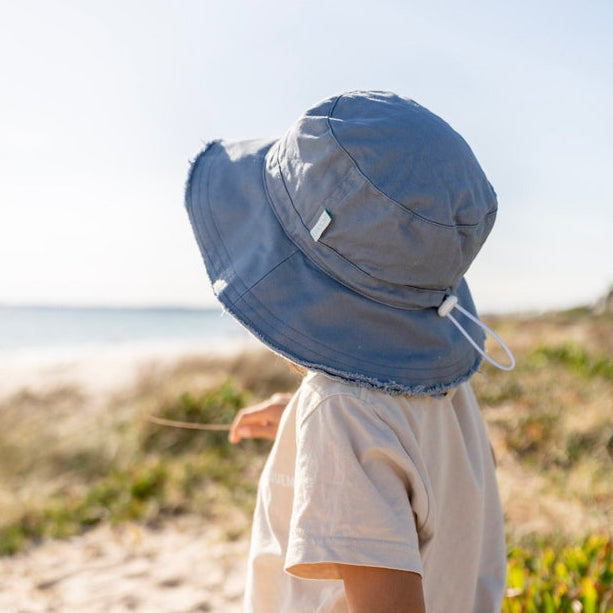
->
[[1, 308, 611, 611]]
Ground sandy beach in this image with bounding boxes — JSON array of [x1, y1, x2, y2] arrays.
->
[[0, 337, 258, 401], [0, 517, 248, 613], [0, 341, 264, 613]]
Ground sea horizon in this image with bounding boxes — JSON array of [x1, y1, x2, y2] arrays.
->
[[0, 304, 250, 355]]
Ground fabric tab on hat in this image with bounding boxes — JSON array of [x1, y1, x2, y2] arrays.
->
[[212, 278, 228, 296], [310, 209, 332, 242]]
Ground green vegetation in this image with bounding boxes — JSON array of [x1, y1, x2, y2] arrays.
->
[[529, 343, 613, 382], [0, 309, 612, 610], [504, 535, 613, 613], [0, 381, 272, 556], [474, 329, 612, 509], [0, 351, 300, 556], [472, 311, 612, 610]]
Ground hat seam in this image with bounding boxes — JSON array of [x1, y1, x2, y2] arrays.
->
[[191, 142, 245, 302], [314, 239, 450, 302], [327, 95, 496, 230], [200, 142, 303, 307], [185, 142, 231, 288], [266, 151, 404, 295], [191, 148, 448, 376], [232, 249, 300, 304], [275, 132, 360, 231], [229, 258, 477, 377], [224, 288, 480, 395], [200, 144, 234, 279], [266, 144, 453, 305]]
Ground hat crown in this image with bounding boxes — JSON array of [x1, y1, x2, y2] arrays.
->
[[264, 91, 497, 309]]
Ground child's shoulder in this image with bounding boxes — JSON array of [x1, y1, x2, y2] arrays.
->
[[298, 371, 476, 417], [300, 370, 381, 404], [297, 370, 442, 417], [293, 371, 393, 431]]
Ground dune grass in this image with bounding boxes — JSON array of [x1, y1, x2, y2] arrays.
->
[[0, 351, 301, 556], [0, 309, 612, 610], [473, 313, 612, 528]]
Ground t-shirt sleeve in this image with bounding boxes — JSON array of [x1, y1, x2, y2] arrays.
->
[[285, 392, 424, 580]]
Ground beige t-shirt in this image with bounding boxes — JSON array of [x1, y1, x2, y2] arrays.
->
[[244, 372, 506, 613]]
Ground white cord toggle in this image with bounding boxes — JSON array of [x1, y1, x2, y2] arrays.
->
[[438, 295, 515, 371]]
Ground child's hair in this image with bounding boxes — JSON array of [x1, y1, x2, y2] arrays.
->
[[287, 361, 307, 377]]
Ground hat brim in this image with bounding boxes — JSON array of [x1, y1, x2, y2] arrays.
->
[[185, 139, 484, 395]]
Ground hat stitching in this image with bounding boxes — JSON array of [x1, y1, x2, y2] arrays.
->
[[188, 144, 296, 309], [188, 146, 443, 376], [234, 249, 300, 302], [275, 133, 360, 230], [191, 143, 250, 310], [267, 145, 454, 302], [186, 143, 227, 283], [226, 286, 481, 395], [267, 113, 493, 309], [191, 145, 476, 377], [231, 250, 476, 377], [266, 152, 448, 307], [198, 143, 233, 277], [326, 100, 492, 231], [197, 143, 302, 309]]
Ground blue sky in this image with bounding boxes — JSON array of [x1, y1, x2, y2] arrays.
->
[[1, 0, 611, 313]]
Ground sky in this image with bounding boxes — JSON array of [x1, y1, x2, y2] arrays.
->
[[1, 0, 611, 314]]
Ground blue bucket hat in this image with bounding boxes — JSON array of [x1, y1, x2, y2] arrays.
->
[[185, 91, 509, 395]]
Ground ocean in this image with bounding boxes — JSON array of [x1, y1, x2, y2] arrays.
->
[[0, 305, 250, 354]]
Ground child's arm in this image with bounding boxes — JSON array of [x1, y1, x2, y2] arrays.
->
[[339, 565, 426, 613], [228, 392, 292, 443]]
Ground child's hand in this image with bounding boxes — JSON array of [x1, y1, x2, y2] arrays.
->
[[229, 392, 293, 443]]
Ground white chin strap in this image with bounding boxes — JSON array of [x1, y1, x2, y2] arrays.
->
[[438, 295, 515, 372]]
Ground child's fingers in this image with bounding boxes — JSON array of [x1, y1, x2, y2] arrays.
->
[[228, 393, 292, 443], [229, 413, 265, 443], [229, 409, 279, 443], [232, 423, 279, 442]]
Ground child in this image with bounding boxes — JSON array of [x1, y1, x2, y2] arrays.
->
[[184, 91, 514, 613]]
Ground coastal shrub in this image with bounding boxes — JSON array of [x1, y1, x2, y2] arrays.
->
[[141, 380, 246, 454], [0, 461, 171, 555], [565, 427, 613, 466], [474, 378, 525, 406], [504, 413, 560, 460], [503, 535, 613, 613], [0, 378, 272, 556], [529, 344, 613, 381], [474, 332, 612, 484]]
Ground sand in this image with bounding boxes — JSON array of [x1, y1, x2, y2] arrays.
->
[[0, 338, 258, 401], [0, 342, 257, 613], [0, 517, 249, 612]]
